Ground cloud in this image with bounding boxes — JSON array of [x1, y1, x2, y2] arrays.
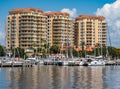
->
[[0, 20, 5, 46], [60, 8, 77, 18], [45, 11, 51, 12], [96, 0, 120, 47]]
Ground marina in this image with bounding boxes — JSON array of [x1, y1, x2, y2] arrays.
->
[[1, 57, 120, 67]]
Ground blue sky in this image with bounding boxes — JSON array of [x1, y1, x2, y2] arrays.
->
[[0, 0, 115, 20], [0, 0, 118, 46]]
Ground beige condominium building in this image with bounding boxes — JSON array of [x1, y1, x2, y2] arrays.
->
[[6, 8, 47, 51], [44, 12, 74, 48], [6, 8, 106, 52], [74, 15, 107, 49]]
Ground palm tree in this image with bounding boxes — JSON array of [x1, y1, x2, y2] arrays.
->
[[12, 47, 25, 58], [32, 41, 37, 56], [96, 43, 100, 56], [41, 38, 50, 57], [81, 41, 85, 57]]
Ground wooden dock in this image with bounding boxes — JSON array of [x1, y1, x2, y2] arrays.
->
[[0, 61, 33, 67]]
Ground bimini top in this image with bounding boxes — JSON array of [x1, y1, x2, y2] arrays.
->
[[75, 15, 105, 20], [43, 12, 69, 16], [9, 8, 43, 14]]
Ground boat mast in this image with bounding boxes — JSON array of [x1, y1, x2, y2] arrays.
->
[[100, 20, 103, 57], [107, 24, 112, 58], [66, 29, 69, 58]]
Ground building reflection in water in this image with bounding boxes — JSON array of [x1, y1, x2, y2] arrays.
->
[[3, 66, 108, 89]]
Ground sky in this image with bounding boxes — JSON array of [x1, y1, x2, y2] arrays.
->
[[0, 0, 119, 47]]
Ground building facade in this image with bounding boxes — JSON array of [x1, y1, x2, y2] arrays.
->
[[6, 8, 107, 52], [6, 8, 47, 51], [44, 12, 74, 48], [74, 15, 107, 49]]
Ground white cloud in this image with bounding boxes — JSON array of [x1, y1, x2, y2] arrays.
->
[[0, 20, 5, 46], [45, 8, 77, 18], [96, 0, 120, 47], [45, 11, 51, 12], [0, 32, 5, 46], [60, 8, 77, 18]]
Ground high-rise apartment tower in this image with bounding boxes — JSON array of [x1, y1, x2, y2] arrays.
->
[[74, 15, 107, 48], [44, 12, 74, 48], [6, 8, 47, 51]]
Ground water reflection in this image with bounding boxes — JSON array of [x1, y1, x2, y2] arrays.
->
[[0, 66, 120, 89]]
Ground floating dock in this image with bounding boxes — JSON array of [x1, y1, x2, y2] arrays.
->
[[0, 61, 33, 67]]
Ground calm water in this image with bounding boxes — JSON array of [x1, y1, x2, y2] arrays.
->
[[0, 66, 120, 89]]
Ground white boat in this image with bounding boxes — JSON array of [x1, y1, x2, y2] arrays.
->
[[79, 61, 88, 66], [27, 57, 40, 64], [63, 61, 69, 66], [105, 60, 116, 65], [88, 60, 105, 66], [0, 60, 2, 64], [39, 60, 44, 65], [13, 61, 23, 64], [79, 58, 88, 66], [5, 60, 13, 64]]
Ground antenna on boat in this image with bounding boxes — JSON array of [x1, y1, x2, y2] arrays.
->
[[107, 23, 112, 58]]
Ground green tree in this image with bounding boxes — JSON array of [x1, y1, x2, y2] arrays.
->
[[95, 43, 101, 56], [81, 42, 85, 57], [12, 47, 25, 58], [108, 46, 120, 59], [50, 45, 60, 54], [73, 49, 79, 57], [37, 48, 42, 53], [37, 47, 46, 57], [32, 42, 37, 56], [0, 45, 5, 56], [41, 38, 49, 57]]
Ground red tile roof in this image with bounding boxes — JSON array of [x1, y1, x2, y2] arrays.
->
[[9, 8, 43, 14], [75, 15, 105, 20], [74, 47, 82, 51], [60, 46, 95, 52], [43, 12, 69, 16]]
